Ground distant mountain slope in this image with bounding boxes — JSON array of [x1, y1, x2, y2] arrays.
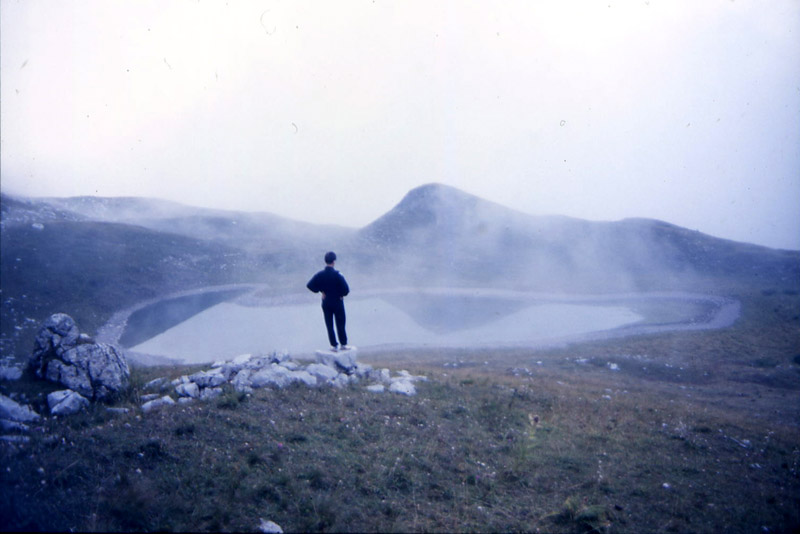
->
[[38, 195, 355, 253], [0, 193, 87, 226], [354, 183, 799, 291]]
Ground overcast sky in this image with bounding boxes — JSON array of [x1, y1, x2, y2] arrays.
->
[[2, 0, 799, 250]]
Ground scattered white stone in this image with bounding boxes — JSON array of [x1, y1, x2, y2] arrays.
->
[[190, 370, 227, 388], [1, 435, 30, 443], [47, 389, 89, 416], [258, 519, 284, 533], [281, 360, 300, 371], [233, 353, 254, 365], [306, 363, 340, 382], [178, 397, 194, 405], [366, 384, 385, 393], [0, 365, 23, 381], [1, 419, 29, 432], [388, 380, 416, 396], [607, 362, 620, 371], [250, 364, 294, 389], [315, 348, 358, 374], [662, 482, 671, 490], [171, 375, 190, 387], [0, 394, 40, 422], [331, 374, 351, 389], [140, 393, 160, 402], [231, 369, 254, 393], [380, 368, 391, 383], [141, 395, 175, 412], [290, 370, 317, 387], [175, 382, 200, 398], [272, 351, 291, 364], [143, 377, 168, 391], [200, 387, 223, 400]]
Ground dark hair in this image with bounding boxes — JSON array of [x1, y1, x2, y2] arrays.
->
[[324, 251, 337, 264]]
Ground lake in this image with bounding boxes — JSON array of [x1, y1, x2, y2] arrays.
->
[[128, 291, 642, 364]]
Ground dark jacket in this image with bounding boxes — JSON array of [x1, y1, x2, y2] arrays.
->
[[307, 266, 350, 306]]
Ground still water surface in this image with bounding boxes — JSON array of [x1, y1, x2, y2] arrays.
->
[[130, 294, 641, 364]]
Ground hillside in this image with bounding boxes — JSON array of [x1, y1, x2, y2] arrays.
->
[[39, 195, 356, 254], [0, 219, 255, 360], [354, 184, 800, 291]]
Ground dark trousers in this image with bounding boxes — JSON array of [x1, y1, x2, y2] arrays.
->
[[322, 300, 347, 347]]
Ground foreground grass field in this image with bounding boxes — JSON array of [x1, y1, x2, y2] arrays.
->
[[1, 290, 799, 532]]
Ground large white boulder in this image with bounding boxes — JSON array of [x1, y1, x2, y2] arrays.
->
[[31, 314, 129, 401]]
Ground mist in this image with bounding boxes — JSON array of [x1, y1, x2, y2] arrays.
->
[[2, 1, 799, 250]]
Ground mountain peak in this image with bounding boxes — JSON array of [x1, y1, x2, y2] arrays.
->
[[400, 183, 477, 207]]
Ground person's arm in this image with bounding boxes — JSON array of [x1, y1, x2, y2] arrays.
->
[[307, 273, 320, 293], [339, 274, 350, 298]]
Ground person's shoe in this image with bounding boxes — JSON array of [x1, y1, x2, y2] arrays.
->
[[340, 345, 351, 351], [330, 346, 339, 352]]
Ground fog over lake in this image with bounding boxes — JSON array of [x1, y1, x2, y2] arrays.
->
[[130, 292, 642, 364]]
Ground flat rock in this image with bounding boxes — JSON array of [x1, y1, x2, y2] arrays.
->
[[388, 380, 417, 396], [47, 389, 90, 416], [142, 395, 176, 412]]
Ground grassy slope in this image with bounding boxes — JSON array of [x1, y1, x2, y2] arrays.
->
[[1, 290, 798, 533], [0, 220, 259, 360]]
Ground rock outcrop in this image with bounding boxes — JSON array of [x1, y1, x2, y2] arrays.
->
[[29, 313, 130, 401], [140, 349, 428, 412]]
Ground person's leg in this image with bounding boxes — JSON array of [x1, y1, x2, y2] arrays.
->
[[334, 303, 348, 347], [322, 306, 337, 347]]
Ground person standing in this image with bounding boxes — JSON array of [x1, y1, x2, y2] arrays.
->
[[306, 251, 350, 351]]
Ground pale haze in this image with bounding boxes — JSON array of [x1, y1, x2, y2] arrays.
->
[[2, 0, 799, 250]]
